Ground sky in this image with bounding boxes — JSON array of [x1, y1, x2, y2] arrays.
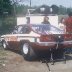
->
[[19, 0, 72, 7]]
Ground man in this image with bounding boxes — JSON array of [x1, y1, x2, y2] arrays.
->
[[42, 16, 51, 30], [42, 16, 50, 24], [65, 12, 72, 33]]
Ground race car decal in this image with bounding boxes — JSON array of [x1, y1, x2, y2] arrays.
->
[[17, 37, 37, 42], [1, 31, 40, 42], [5, 36, 17, 41]]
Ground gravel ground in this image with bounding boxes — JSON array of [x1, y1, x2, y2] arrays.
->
[[0, 46, 72, 72]]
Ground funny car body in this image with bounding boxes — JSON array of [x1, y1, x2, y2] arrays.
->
[[0, 24, 72, 61]]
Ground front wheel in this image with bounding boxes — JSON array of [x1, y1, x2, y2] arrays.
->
[[2, 41, 8, 50], [21, 43, 36, 61]]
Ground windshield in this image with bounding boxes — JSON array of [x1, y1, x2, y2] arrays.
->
[[31, 24, 64, 34]]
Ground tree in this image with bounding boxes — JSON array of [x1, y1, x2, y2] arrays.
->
[[0, 0, 13, 16], [51, 5, 59, 14], [0, 0, 16, 34], [58, 5, 67, 15], [67, 8, 72, 14]]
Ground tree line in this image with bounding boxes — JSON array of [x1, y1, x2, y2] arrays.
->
[[0, 0, 72, 16], [15, 5, 72, 16], [0, 0, 72, 34]]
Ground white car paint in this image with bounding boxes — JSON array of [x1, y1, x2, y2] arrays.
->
[[0, 31, 40, 42]]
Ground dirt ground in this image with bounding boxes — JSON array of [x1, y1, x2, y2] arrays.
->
[[1, 47, 72, 72]]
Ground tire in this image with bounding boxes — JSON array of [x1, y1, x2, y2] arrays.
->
[[21, 43, 36, 61], [2, 41, 8, 50]]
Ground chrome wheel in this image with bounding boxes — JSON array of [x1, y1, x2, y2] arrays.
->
[[3, 42, 7, 49], [23, 43, 29, 55], [21, 43, 36, 61]]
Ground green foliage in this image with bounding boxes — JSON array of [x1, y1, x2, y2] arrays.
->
[[58, 5, 67, 15], [0, 0, 13, 16], [16, 5, 29, 15], [0, 0, 16, 34], [67, 8, 72, 14], [0, 0, 72, 34], [51, 5, 59, 14], [0, 16, 16, 34], [14, 4, 72, 16], [15, 5, 36, 16]]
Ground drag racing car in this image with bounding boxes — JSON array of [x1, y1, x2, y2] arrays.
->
[[0, 23, 72, 61]]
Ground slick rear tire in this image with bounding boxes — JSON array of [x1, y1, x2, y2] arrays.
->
[[21, 43, 36, 61]]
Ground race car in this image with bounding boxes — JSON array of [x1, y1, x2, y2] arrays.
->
[[0, 24, 72, 61]]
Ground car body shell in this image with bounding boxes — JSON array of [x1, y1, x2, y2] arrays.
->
[[0, 24, 72, 51]]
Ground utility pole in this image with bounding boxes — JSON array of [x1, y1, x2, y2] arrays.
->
[[12, 0, 17, 25], [13, 0, 16, 17], [1, 0, 3, 27], [30, 0, 31, 7]]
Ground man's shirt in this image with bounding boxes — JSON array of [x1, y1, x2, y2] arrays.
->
[[65, 16, 72, 33]]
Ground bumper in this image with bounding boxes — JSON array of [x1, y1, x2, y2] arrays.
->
[[61, 41, 72, 48], [61, 41, 72, 45], [32, 41, 72, 49], [36, 41, 72, 46], [36, 42, 57, 46]]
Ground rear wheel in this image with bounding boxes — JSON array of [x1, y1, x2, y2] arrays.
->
[[21, 43, 36, 61]]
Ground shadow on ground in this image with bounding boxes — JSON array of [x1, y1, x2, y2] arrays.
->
[[1, 43, 72, 63], [7, 48, 72, 63]]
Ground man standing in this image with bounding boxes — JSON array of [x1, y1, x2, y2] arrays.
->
[[42, 16, 50, 24], [42, 16, 51, 30], [65, 12, 72, 33]]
